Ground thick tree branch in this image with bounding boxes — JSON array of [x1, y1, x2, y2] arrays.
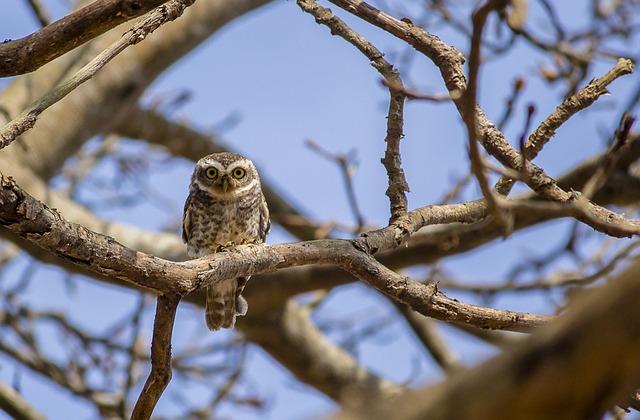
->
[[131, 293, 180, 420], [0, 173, 548, 332], [0, 0, 177, 77]]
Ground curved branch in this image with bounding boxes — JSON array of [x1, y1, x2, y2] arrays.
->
[[343, 256, 640, 419], [0, 173, 548, 332]]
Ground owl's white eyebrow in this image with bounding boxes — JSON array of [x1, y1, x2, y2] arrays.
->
[[199, 160, 226, 171], [228, 161, 254, 170]]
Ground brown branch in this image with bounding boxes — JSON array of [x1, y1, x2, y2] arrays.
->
[[0, 173, 548, 332], [297, 0, 409, 222], [0, 0, 177, 77], [381, 79, 453, 102], [341, 254, 640, 419], [0, 381, 44, 420], [461, 0, 510, 228], [0, 0, 197, 150], [325, 0, 637, 239], [131, 293, 180, 420], [495, 57, 635, 194], [397, 305, 463, 374]]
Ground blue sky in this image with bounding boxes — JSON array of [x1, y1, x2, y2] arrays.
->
[[1, 0, 639, 418]]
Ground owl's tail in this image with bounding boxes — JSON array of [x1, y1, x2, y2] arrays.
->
[[205, 277, 249, 330]]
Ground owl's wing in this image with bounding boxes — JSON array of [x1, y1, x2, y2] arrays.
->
[[182, 190, 194, 243], [258, 194, 270, 243]]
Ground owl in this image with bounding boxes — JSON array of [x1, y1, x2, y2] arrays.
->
[[182, 152, 270, 330]]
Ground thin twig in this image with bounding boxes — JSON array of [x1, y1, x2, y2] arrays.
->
[[581, 113, 636, 199], [462, 0, 511, 231], [305, 139, 365, 230], [24, 0, 51, 27], [495, 58, 635, 195], [296, 0, 409, 222]]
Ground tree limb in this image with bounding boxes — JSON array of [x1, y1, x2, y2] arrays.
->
[[0, 381, 45, 420], [0, 173, 549, 332], [0, 0, 197, 150], [131, 293, 180, 420], [340, 255, 640, 419], [0, 0, 178, 77]]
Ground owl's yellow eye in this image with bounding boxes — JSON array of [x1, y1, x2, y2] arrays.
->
[[231, 167, 246, 179], [205, 167, 218, 179]]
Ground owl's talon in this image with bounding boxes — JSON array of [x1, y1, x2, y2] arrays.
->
[[215, 242, 237, 253]]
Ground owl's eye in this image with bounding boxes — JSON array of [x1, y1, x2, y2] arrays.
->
[[231, 167, 246, 179], [205, 167, 218, 179]]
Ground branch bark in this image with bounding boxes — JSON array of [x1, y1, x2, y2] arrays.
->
[[340, 255, 640, 419], [0, 0, 177, 76], [0, 381, 45, 420], [131, 293, 180, 420], [0, 173, 549, 332], [0, 0, 197, 150]]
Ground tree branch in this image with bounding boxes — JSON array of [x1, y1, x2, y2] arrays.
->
[[0, 0, 197, 150], [341, 255, 640, 419], [296, 0, 409, 222], [495, 57, 635, 195], [0, 173, 549, 332], [325, 0, 637, 239], [0, 0, 177, 76], [0, 381, 44, 420], [131, 293, 180, 420]]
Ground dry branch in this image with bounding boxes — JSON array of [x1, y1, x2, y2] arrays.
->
[[297, 0, 409, 221], [0, 173, 548, 332], [326, 0, 637, 238], [131, 293, 180, 420], [0, 0, 176, 76], [0, 0, 197, 150], [461, 0, 510, 226], [0, 381, 44, 420], [341, 257, 640, 419], [495, 57, 635, 194]]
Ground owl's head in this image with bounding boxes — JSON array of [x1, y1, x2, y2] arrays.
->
[[192, 152, 260, 198]]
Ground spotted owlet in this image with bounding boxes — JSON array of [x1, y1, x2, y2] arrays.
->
[[182, 152, 270, 330]]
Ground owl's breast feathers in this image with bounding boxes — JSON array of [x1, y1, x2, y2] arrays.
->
[[182, 184, 268, 258]]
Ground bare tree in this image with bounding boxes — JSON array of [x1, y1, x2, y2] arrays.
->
[[1, 0, 640, 418]]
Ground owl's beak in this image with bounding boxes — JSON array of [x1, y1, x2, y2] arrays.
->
[[220, 176, 230, 193]]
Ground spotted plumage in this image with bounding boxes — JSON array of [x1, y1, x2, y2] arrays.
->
[[182, 152, 269, 330]]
